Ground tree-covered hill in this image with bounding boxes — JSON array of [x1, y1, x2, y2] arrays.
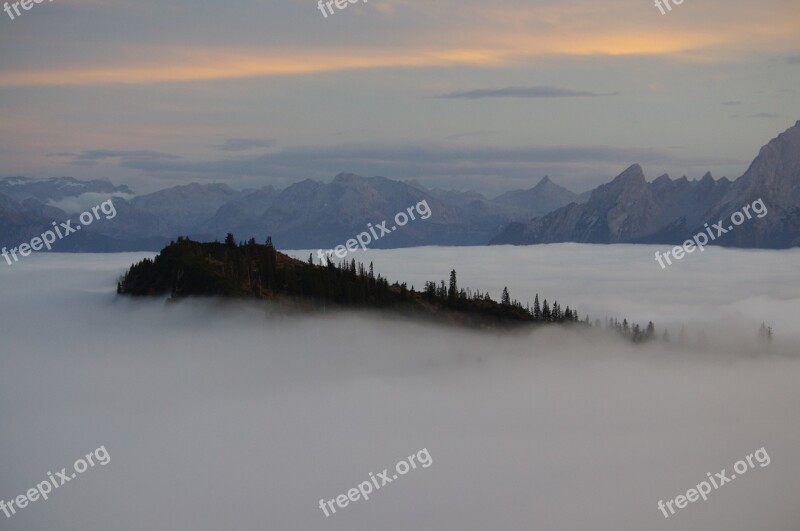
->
[[117, 235, 586, 330]]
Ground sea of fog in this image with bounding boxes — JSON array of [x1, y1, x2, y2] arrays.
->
[[1, 244, 799, 531]]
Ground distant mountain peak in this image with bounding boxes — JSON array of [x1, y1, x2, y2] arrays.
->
[[605, 164, 646, 189], [618, 163, 644, 179], [332, 172, 366, 185], [492, 175, 585, 216], [491, 120, 800, 248], [184, 182, 234, 192], [405, 179, 427, 190], [653, 174, 672, 185], [730, 119, 800, 208], [756, 120, 800, 156]]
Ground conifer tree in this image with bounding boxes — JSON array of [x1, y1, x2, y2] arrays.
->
[[501, 286, 510, 306], [449, 270, 458, 303]]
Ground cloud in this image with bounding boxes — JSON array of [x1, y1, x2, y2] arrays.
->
[[0, 48, 510, 87], [215, 138, 274, 152], [730, 113, 782, 119], [47, 191, 136, 213], [108, 143, 678, 176], [786, 56, 800, 64], [443, 130, 493, 141], [721, 101, 741, 106], [61, 142, 743, 194], [71, 150, 181, 167], [2, 1, 798, 87], [1, 246, 799, 530], [439, 86, 617, 99]]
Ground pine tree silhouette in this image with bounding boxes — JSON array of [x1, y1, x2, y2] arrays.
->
[[501, 286, 510, 306]]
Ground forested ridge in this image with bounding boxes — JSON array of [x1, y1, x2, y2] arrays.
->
[[117, 235, 593, 330]]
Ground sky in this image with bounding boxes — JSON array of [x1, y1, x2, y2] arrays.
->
[[1, 245, 799, 530], [1, 0, 799, 195]]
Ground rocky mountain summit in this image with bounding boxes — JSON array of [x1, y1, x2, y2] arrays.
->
[[491, 121, 800, 248]]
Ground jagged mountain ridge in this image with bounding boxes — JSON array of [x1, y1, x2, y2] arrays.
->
[[491, 121, 800, 248], [3, 121, 799, 251], [1, 172, 578, 251]]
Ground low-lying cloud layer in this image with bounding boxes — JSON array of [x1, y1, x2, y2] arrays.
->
[[439, 85, 617, 99], [1, 245, 799, 530], [62, 142, 734, 195]]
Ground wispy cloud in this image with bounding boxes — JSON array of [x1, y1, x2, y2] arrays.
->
[[729, 113, 782, 119], [439, 86, 617, 99], [1, 2, 798, 88], [72, 150, 181, 167], [721, 101, 741, 106], [787, 56, 800, 64], [64, 142, 742, 194], [444, 130, 493, 141], [107, 143, 673, 176], [216, 138, 273, 152]]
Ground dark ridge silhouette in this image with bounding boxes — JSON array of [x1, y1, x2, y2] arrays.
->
[[117, 235, 594, 330]]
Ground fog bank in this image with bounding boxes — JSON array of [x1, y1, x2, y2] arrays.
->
[[1, 246, 799, 530]]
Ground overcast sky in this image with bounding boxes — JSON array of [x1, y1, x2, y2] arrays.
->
[[0, 0, 798, 194]]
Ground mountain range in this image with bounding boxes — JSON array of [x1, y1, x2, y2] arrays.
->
[[1, 121, 798, 252], [491, 120, 800, 248], [0, 172, 586, 251]]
